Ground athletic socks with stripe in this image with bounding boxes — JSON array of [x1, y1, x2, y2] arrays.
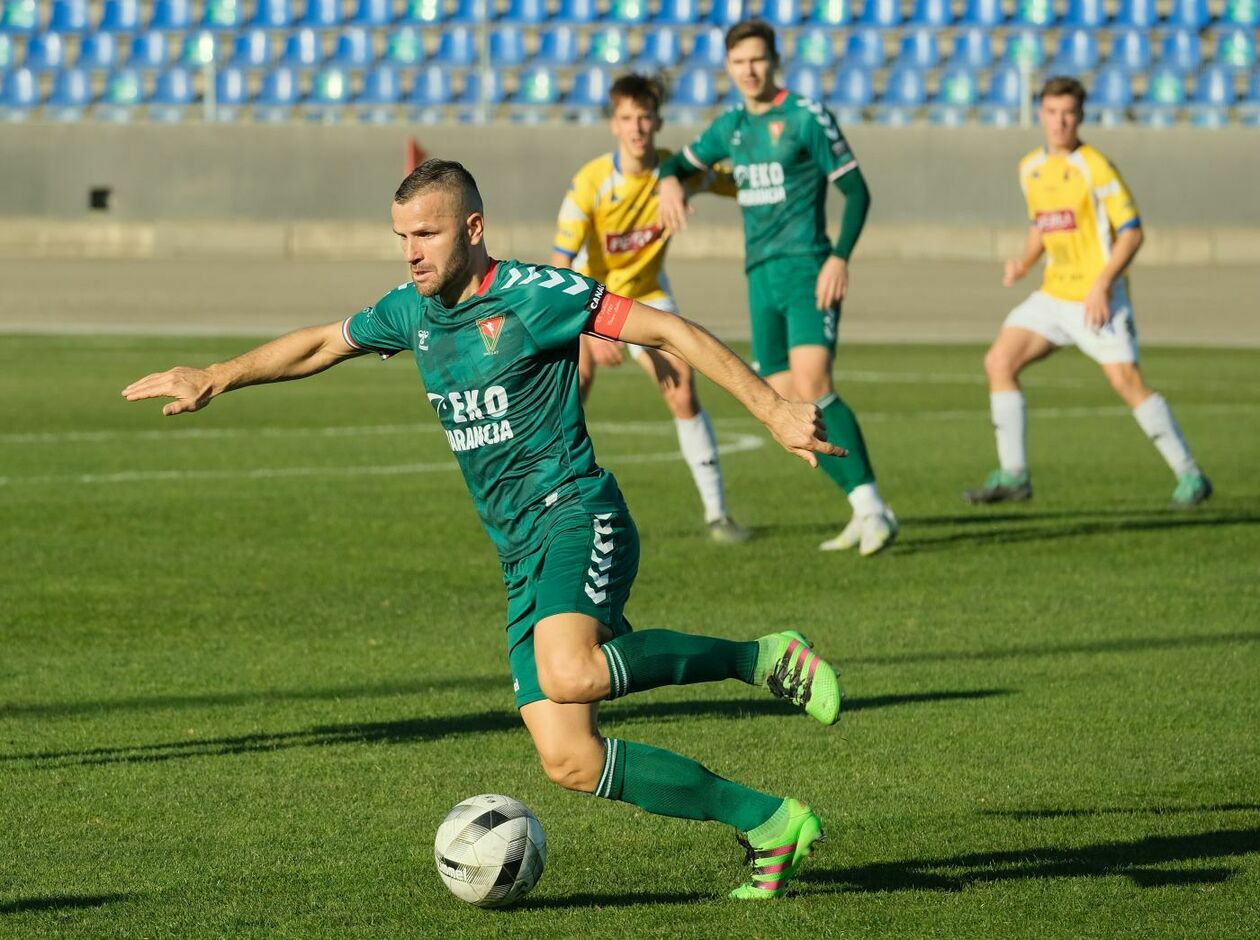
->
[[601, 630, 758, 699]]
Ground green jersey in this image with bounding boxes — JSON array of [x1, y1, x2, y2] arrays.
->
[[343, 259, 633, 562], [680, 90, 860, 271]]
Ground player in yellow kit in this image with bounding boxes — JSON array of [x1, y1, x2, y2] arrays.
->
[[965, 76, 1211, 508], [551, 73, 749, 542]]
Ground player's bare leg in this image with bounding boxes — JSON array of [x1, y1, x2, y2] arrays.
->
[[965, 327, 1057, 505], [633, 347, 747, 543]]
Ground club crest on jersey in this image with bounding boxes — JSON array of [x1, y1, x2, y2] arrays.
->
[[768, 121, 784, 143], [477, 315, 506, 354]]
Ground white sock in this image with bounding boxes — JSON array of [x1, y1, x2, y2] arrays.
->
[[675, 409, 726, 523], [847, 482, 886, 517], [991, 390, 1027, 475], [1133, 393, 1198, 478]]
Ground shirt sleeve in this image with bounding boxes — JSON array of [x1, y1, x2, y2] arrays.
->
[[552, 169, 596, 261], [342, 284, 415, 356], [1091, 158, 1141, 233], [679, 112, 733, 173], [798, 100, 859, 183], [511, 265, 633, 350]]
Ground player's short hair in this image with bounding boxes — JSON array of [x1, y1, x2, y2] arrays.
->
[[608, 73, 665, 115], [724, 19, 778, 60], [394, 159, 484, 216], [1039, 75, 1087, 109]]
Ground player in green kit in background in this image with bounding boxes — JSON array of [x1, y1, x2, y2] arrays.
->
[[659, 19, 898, 556], [123, 160, 847, 899]]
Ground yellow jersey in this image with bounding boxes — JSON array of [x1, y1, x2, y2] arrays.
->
[[553, 148, 736, 305], [1018, 144, 1141, 303]]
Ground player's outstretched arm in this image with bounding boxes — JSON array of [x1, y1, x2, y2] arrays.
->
[[615, 302, 846, 467], [1083, 225, 1143, 330], [121, 321, 359, 416]]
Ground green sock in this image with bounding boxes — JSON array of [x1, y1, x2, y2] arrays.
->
[[601, 630, 758, 700], [594, 738, 783, 833], [816, 391, 876, 494]]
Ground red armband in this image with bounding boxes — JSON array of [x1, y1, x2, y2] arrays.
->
[[584, 284, 633, 341]]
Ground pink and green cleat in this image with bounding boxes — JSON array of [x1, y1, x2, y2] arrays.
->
[[731, 799, 825, 899], [754, 630, 842, 725]]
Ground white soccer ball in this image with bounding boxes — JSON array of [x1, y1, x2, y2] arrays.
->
[[433, 794, 547, 908]]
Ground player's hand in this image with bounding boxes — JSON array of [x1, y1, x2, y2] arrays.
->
[[588, 336, 625, 367], [816, 256, 849, 310], [121, 366, 216, 415], [657, 176, 693, 233], [1002, 259, 1026, 287], [1083, 283, 1113, 331], [766, 399, 847, 468]]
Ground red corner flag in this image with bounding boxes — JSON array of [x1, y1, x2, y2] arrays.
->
[[405, 138, 429, 175]]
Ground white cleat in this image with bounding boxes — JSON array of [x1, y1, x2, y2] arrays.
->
[[859, 508, 899, 557], [818, 514, 862, 552]]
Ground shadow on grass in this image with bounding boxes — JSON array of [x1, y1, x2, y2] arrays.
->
[[984, 803, 1260, 820], [1, 894, 132, 915], [803, 827, 1260, 893], [3, 689, 1009, 768], [515, 889, 708, 910]]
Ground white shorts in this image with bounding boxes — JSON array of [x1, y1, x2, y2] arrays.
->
[[624, 294, 679, 359], [1003, 284, 1139, 364]]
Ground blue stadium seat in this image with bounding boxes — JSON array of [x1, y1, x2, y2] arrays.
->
[[634, 28, 681, 69], [150, 66, 196, 120], [214, 65, 250, 118], [827, 64, 872, 124], [1187, 64, 1236, 126], [503, 0, 548, 23], [1088, 65, 1133, 124], [149, 0, 193, 30], [1238, 70, 1260, 126], [449, 0, 492, 22], [929, 66, 980, 125], [460, 69, 507, 105], [400, 0, 444, 25], [952, 28, 993, 68], [307, 66, 351, 109], [49, 0, 90, 33], [300, 0, 343, 28], [811, 0, 853, 25], [97, 67, 145, 120], [608, 0, 650, 24], [1108, 29, 1152, 72], [179, 30, 218, 66], [793, 28, 835, 68], [99, 0, 141, 32], [1164, 0, 1209, 30], [872, 66, 925, 124], [1133, 67, 1185, 126], [488, 26, 528, 67], [46, 66, 92, 118], [356, 63, 401, 120], [385, 27, 425, 65], [24, 34, 67, 72], [977, 63, 1024, 125], [1113, 0, 1158, 29], [909, 0, 953, 27], [1062, 0, 1106, 27], [330, 27, 374, 67], [254, 65, 301, 119], [432, 27, 476, 67], [0, 33, 10, 68], [350, 0, 395, 27], [567, 65, 610, 108], [554, 0, 599, 24], [1213, 28, 1256, 70], [250, 0, 294, 28], [535, 26, 580, 66], [762, 0, 804, 27], [654, 0, 701, 24], [514, 65, 561, 105], [588, 27, 630, 65], [0, 66, 39, 117], [859, 0, 903, 28], [959, 0, 1006, 27], [671, 67, 717, 107], [128, 31, 170, 70], [410, 64, 452, 106], [708, 0, 746, 26], [201, 0, 244, 30], [0, 0, 37, 33], [843, 27, 885, 68], [1160, 30, 1201, 73], [281, 27, 322, 67], [1217, 0, 1259, 28], [1013, 0, 1055, 28], [687, 28, 726, 68], [229, 28, 272, 67], [784, 64, 827, 100], [78, 32, 120, 70], [895, 29, 939, 69], [1003, 29, 1044, 68], [1047, 28, 1100, 75]]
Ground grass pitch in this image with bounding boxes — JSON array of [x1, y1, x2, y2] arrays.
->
[[2, 335, 1258, 938]]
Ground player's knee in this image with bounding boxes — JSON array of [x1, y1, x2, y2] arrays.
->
[[660, 382, 698, 419], [984, 345, 1013, 380], [1105, 366, 1149, 406], [536, 659, 604, 705], [536, 742, 602, 793]]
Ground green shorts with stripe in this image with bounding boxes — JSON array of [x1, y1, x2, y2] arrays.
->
[[747, 254, 840, 378], [504, 508, 640, 709]]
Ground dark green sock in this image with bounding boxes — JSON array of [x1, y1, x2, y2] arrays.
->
[[817, 391, 876, 494], [601, 630, 758, 700], [594, 738, 783, 833]]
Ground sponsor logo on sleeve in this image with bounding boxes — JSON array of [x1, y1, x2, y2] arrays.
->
[[1035, 209, 1077, 233], [586, 283, 607, 314]]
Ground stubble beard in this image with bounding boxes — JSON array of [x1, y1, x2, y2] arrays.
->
[[419, 231, 472, 299]]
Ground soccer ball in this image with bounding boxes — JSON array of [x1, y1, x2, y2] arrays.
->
[[433, 794, 547, 908]]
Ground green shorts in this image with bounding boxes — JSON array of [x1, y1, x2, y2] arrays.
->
[[504, 508, 640, 709], [747, 254, 840, 378]]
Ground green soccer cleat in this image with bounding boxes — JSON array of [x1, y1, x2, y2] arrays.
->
[[1171, 472, 1213, 508], [730, 799, 825, 900], [707, 515, 751, 544], [963, 469, 1032, 505], [754, 630, 842, 725]]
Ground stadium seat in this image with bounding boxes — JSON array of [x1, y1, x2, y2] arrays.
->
[[150, 66, 196, 121], [783, 64, 827, 100], [149, 0, 193, 31], [213, 64, 249, 119], [281, 27, 323, 67], [959, 0, 1006, 27], [0, 0, 37, 33], [687, 28, 726, 68], [254, 64, 301, 120], [762, 0, 804, 27], [654, 0, 701, 24], [355, 63, 401, 122], [0, 34, 10, 68], [608, 0, 650, 24], [587, 28, 630, 66], [1164, 0, 1209, 30], [1113, 0, 1158, 29], [349, 0, 395, 27], [23, 34, 67, 72], [1047, 28, 1100, 75], [567, 64, 610, 107], [1108, 29, 1152, 72], [330, 27, 374, 67], [859, 0, 903, 28], [928, 65, 980, 125], [409, 63, 452, 106], [97, 67, 145, 120], [46, 66, 93, 118], [459, 69, 507, 105], [1062, 0, 1106, 27], [671, 67, 717, 107], [128, 31, 170, 70], [828, 64, 873, 124], [400, 0, 444, 25], [1088, 65, 1133, 124], [1133, 67, 1185, 126], [1237, 70, 1260, 125], [0, 66, 39, 117], [48, 0, 90, 33], [809, 0, 852, 25], [554, 0, 599, 24], [909, 0, 953, 27], [502, 0, 547, 22], [793, 28, 835, 68], [514, 65, 561, 106], [306, 66, 352, 120], [488, 26, 528, 67], [1013, 0, 1055, 27], [708, 0, 746, 26], [79, 32, 122, 71], [634, 28, 682, 69], [385, 27, 425, 65], [1213, 28, 1256, 70], [250, 0, 294, 28], [229, 28, 272, 67], [535, 26, 581, 66], [1003, 29, 1044, 68], [300, 0, 343, 28], [977, 63, 1024, 125], [1160, 30, 1201, 73], [843, 27, 885, 68], [872, 66, 925, 124], [201, 0, 244, 30], [1187, 64, 1236, 126], [895, 29, 939, 69], [1217, 0, 1259, 28], [952, 28, 993, 68], [179, 31, 218, 67], [99, 0, 141, 32], [432, 27, 476, 66]]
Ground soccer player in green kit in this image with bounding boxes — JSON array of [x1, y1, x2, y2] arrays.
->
[[659, 19, 898, 556], [123, 160, 847, 899]]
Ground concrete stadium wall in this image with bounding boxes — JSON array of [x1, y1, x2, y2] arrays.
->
[[1, 122, 1257, 264]]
